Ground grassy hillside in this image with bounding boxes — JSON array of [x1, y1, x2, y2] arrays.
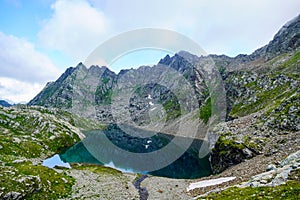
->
[[0, 106, 102, 199]]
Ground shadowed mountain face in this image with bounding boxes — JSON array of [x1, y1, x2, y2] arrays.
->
[[0, 100, 11, 107]]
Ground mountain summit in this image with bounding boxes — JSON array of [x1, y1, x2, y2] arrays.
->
[[29, 15, 299, 127], [251, 14, 300, 60]]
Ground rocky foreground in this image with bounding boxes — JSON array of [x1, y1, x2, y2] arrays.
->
[[0, 105, 299, 200]]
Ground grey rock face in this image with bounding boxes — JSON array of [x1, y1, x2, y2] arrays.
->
[[3, 192, 23, 200], [29, 14, 300, 127], [251, 14, 300, 60], [266, 164, 277, 171], [240, 150, 300, 188], [29, 52, 214, 130], [280, 150, 300, 167]]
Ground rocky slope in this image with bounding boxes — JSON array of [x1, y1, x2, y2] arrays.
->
[[195, 150, 300, 199], [210, 49, 299, 174]]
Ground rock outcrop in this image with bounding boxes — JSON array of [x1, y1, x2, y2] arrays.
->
[[240, 150, 300, 187]]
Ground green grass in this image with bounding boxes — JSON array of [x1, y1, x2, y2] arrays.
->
[[228, 50, 299, 118], [0, 135, 43, 158], [230, 83, 292, 118], [71, 163, 122, 176], [101, 77, 111, 84], [213, 133, 245, 154], [0, 106, 89, 199], [163, 98, 181, 121], [95, 86, 113, 105], [0, 163, 75, 199], [203, 181, 300, 200], [274, 50, 300, 74], [199, 97, 212, 124]]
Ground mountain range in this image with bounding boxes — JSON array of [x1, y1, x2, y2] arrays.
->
[[29, 14, 299, 134]]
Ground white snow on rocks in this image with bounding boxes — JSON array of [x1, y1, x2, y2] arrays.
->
[[187, 177, 236, 191]]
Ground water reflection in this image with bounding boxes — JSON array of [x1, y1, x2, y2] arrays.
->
[[60, 124, 211, 179]]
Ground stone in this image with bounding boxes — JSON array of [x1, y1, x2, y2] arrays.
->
[[291, 163, 299, 169], [260, 180, 268, 184], [61, 177, 68, 183], [49, 135, 56, 140], [12, 159, 25, 164], [13, 138, 21, 144], [271, 169, 291, 186], [242, 148, 254, 159], [280, 150, 300, 167], [3, 191, 23, 200], [250, 181, 260, 187], [266, 164, 277, 171]]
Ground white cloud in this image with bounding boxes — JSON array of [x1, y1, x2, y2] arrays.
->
[[0, 31, 61, 103], [38, 0, 300, 60], [38, 0, 111, 63], [0, 77, 44, 103], [91, 0, 300, 56], [0, 32, 61, 83]]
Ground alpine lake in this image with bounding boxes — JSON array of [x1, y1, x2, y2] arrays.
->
[[45, 124, 212, 179]]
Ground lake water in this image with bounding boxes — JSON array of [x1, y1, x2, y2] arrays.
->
[[59, 124, 212, 179], [42, 154, 71, 169]]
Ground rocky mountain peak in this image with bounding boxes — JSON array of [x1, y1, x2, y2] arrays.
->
[[251, 14, 300, 60], [29, 14, 300, 128], [75, 62, 87, 70], [158, 54, 172, 65]]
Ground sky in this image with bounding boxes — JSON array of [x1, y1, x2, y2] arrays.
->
[[0, 0, 299, 103]]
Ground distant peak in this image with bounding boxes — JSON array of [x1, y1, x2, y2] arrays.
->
[[274, 14, 300, 38], [158, 54, 172, 65], [176, 50, 199, 62], [75, 62, 87, 70], [250, 14, 300, 60], [177, 50, 195, 57], [89, 64, 101, 70]]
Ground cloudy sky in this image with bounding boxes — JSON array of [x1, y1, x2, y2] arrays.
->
[[0, 0, 299, 103]]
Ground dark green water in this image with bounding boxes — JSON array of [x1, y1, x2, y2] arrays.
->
[[60, 124, 212, 179]]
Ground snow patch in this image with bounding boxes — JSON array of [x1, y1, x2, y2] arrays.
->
[[187, 177, 236, 191]]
